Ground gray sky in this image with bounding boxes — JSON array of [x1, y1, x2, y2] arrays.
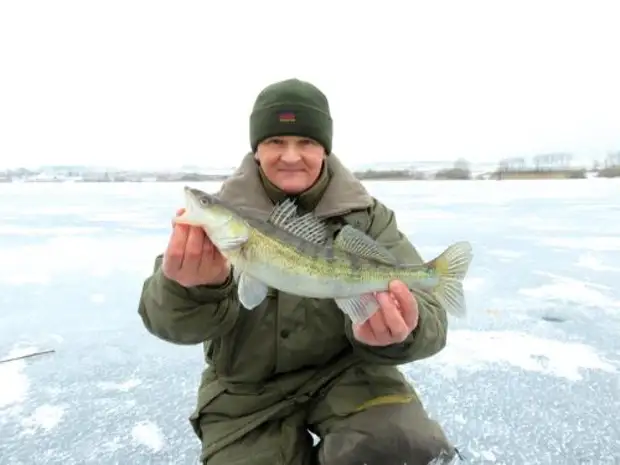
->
[[1, 0, 619, 169]]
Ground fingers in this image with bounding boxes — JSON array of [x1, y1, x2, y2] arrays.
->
[[202, 233, 216, 256], [170, 208, 186, 227], [379, 292, 410, 342], [163, 205, 204, 276], [197, 236, 217, 275], [389, 280, 418, 330], [184, 226, 206, 274], [369, 293, 394, 345], [162, 207, 231, 287], [352, 323, 375, 346], [352, 283, 419, 346], [163, 223, 190, 273]]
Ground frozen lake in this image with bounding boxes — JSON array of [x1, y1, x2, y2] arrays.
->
[[1, 179, 619, 464]]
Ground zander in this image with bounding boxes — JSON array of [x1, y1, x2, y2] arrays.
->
[[174, 186, 474, 324]]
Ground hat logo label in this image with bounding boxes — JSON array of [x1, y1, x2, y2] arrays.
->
[[279, 112, 296, 123]]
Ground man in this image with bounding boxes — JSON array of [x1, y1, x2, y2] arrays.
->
[[138, 78, 458, 464]]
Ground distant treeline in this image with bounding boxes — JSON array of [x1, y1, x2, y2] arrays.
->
[[490, 168, 587, 180], [353, 169, 426, 180], [2, 157, 620, 183], [598, 166, 620, 178]]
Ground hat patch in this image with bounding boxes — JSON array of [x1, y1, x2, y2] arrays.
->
[[278, 112, 296, 123]]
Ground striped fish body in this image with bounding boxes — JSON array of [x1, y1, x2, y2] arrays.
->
[[233, 223, 441, 300], [176, 186, 473, 324]]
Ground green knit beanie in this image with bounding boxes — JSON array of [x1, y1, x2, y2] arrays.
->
[[249, 78, 333, 154]]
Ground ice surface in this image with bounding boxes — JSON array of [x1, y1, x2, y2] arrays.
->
[[1, 179, 619, 464], [131, 421, 165, 453]]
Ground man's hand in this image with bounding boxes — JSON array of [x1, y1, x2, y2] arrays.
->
[[162, 208, 230, 288], [352, 280, 419, 346]]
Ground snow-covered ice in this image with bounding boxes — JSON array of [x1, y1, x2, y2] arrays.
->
[[131, 421, 166, 453], [1, 179, 619, 464]]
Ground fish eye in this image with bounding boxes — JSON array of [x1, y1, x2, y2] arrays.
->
[[199, 197, 210, 206]]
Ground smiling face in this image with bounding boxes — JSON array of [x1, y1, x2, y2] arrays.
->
[[254, 135, 326, 194]]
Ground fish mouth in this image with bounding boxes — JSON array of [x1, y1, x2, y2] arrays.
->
[[184, 185, 204, 200], [174, 186, 206, 226], [183, 186, 202, 209]]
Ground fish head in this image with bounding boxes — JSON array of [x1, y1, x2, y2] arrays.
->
[[175, 186, 249, 251]]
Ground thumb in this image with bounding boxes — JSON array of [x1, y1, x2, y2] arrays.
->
[[171, 208, 187, 228]]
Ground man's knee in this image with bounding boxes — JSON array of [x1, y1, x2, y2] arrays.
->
[[317, 402, 457, 465], [200, 414, 315, 465]]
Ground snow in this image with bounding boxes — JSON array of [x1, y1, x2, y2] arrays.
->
[[21, 404, 67, 434], [428, 330, 616, 382], [131, 421, 165, 453], [0, 347, 33, 408], [1, 179, 619, 464]]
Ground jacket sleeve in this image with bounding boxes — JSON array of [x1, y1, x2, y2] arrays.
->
[[138, 254, 240, 345], [344, 198, 449, 365]]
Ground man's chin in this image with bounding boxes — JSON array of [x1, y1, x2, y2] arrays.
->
[[274, 174, 312, 194]]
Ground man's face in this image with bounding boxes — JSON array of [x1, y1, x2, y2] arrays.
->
[[255, 135, 326, 194]]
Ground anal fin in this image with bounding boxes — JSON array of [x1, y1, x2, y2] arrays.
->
[[335, 293, 381, 325]]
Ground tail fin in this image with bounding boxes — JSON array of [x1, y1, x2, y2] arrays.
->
[[427, 241, 473, 317]]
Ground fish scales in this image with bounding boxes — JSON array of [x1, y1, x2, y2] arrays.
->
[[174, 185, 474, 322], [244, 225, 433, 291]]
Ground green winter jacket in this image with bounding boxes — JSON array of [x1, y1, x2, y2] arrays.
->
[[137, 152, 449, 460]]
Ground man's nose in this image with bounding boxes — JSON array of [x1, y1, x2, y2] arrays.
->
[[280, 145, 302, 162]]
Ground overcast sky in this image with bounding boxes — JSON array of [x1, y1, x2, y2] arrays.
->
[[1, 0, 618, 169]]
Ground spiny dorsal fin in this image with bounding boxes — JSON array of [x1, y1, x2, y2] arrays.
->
[[333, 225, 398, 265], [267, 198, 330, 245], [267, 198, 299, 226]]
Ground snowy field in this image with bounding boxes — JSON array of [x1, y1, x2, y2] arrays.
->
[[1, 179, 619, 465]]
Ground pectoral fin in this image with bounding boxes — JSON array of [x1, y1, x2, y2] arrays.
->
[[335, 293, 381, 325], [215, 235, 248, 251], [237, 272, 269, 310]]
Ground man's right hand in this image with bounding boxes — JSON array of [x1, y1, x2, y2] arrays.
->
[[162, 208, 230, 288]]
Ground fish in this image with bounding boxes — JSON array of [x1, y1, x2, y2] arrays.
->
[[173, 185, 474, 324]]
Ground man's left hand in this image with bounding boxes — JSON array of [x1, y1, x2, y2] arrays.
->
[[352, 280, 419, 346]]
